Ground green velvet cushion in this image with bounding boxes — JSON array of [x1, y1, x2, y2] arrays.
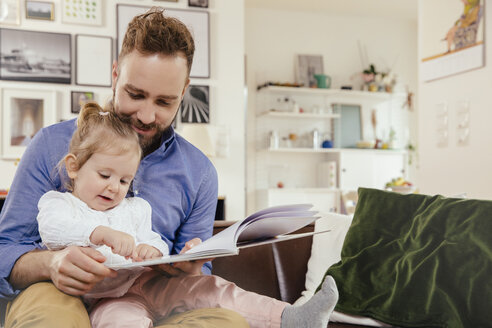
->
[[322, 188, 492, 328]]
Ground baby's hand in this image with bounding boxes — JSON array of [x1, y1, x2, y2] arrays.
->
[[134, 244, 162, 261], [90, 226, 136, 259]]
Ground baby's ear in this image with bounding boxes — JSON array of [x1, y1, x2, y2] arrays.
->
[[65, 154, 79, 179]]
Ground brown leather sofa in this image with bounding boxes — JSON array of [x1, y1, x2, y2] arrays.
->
[[212, 221, 365, 328]]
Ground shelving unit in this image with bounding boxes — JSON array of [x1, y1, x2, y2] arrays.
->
[[257, 111, 340, 120], [253, 86, 408, 213]]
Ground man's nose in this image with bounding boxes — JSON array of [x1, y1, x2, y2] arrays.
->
[[136, 101, 156, 125]]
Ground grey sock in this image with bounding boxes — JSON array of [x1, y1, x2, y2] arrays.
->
[[281, 276, 339, 328]]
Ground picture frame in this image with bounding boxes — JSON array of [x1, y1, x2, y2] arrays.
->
[[71, 91, 94, 114], [117, 4, 210, 78], [26, 1, 54, 21], [75, 34, 112, 87], [0, 0, 20, 25], [180, 85, 210, 123], [295, 54, 324, 88], [188, 0, 208, 8], [0, 28, 71, 84], [421, 0, 485, 82], [1, 88, 56, 159], [62, 0, 103, 26]]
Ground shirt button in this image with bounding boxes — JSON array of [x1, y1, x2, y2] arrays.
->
[[135, 190, 139, 195]]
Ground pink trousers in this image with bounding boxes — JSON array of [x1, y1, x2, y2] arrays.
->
[[89, 271, 287, 328]]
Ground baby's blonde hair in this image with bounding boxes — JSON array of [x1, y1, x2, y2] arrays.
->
[[60, 102, 141, 191]]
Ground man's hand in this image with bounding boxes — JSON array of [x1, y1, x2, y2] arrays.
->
[[9, 247, 116, 297], [48, 246, 116, 295], [153, 238, 213, 277]]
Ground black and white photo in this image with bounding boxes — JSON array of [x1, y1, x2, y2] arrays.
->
[[180, 85, 210, 123], [0, 28, 71, 83], [26, 1, 54, 20], [188, 0, 208, 8]]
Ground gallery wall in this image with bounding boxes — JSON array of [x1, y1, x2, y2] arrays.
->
[[417, 0, 492, 200], [0, 0, 247, 220]]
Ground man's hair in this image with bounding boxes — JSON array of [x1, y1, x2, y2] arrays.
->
[[119, 7, 195, 76], [59, 102, 141, 191]]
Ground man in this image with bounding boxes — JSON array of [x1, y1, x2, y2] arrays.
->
[[0, 8, 248, 327]]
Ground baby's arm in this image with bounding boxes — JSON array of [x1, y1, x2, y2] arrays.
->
[[37, 191, 101, 249], [134, 244, 162, 261], [90, 226, 137, 259]]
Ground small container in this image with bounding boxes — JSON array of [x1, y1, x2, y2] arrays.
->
[[312, 129, 320, 149], [269, 130, 279, 149]]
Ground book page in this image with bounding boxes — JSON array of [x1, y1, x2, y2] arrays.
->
[[237, 216, 318, 242]]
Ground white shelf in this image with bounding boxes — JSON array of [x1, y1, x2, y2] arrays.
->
[[258, 85, 396, 103], [265, 147, 340, 153], [257, 111, 341, 119], [262, 147, 407, 154]]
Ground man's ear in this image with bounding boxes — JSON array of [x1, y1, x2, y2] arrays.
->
[[180, 78, 190, 101], [65, 154, 79, 179], [111, 60, 119, 92]]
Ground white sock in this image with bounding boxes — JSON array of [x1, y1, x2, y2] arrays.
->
[[281, 276, 339, 328]]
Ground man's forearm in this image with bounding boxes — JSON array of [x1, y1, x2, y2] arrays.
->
[[9, 249, 51, 290]]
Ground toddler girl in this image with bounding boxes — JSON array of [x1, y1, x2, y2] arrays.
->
[[37, 102, 338, 328]]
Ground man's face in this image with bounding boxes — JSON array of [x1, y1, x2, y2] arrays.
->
[[112, 51, 189, 153]]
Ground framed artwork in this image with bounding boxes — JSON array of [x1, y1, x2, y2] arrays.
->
[[295, 54, 324, 88], [26, 1, 54, 21], [117, 4, 210, 78], [1, 88, 56, 158], [75, 34, 112, 87], [71, 91, 94, 114], [0, 28, 71, 83], [180, 85, 209, 123], [62, 0, 103, 26], [421, 0, 484, 82], [188, 0, 208, 8], [0, 0, 20, 25]]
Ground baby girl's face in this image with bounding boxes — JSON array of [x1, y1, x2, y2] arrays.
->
[[70, 150, 140, 211]]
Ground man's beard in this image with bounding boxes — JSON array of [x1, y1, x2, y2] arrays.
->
[[111, 91, 179, 155], [117, 113, 166, 155]]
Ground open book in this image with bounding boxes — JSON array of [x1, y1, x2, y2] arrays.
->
[[107, 204, 328, 269]]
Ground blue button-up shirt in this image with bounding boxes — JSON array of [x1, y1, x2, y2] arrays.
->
[[0, 119, 218, 299]]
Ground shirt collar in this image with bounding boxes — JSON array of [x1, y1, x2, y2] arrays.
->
[[155, 125, 176, 154]]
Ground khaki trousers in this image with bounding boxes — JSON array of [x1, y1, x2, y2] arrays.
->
[[5, 282, 249, 328]]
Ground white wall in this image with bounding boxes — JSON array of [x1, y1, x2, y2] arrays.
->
[[245, 7, 418, 213], [0, 0, 246, 220], [417, 0, 492, 200]]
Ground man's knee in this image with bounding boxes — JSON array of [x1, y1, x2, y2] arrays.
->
[[155, 308, 249, 328], [5, 282, 90, 328]]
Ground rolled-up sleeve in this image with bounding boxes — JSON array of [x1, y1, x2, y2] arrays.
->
[[0, 127, 69, 299]]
